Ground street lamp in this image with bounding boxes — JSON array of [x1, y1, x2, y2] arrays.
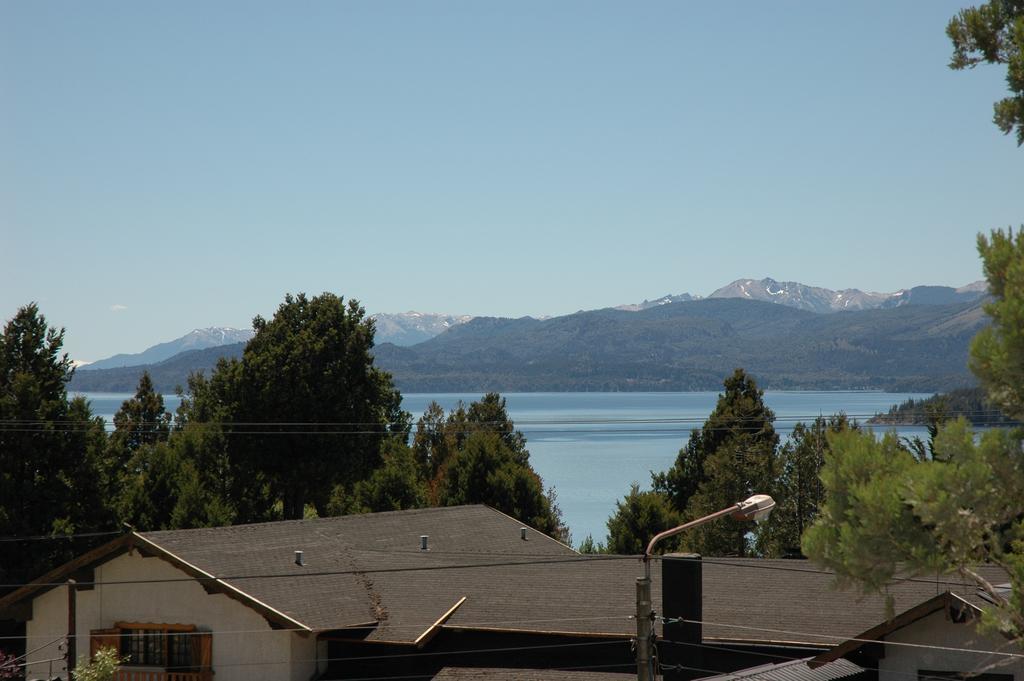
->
[[634, 494, 776, 681]]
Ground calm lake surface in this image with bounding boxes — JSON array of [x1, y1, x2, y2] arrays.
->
[[77, 390, 930, 545]]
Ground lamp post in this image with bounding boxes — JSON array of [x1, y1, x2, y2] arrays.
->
[[635, 494, 776, 681]]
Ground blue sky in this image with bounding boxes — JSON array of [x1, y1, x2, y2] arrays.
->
[[2, 1, 1022, 361]]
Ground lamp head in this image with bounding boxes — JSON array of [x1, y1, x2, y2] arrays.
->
[[732, 494, 776, 523]]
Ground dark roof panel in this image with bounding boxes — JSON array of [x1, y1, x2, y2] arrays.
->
[[432, 667, 635, 680]]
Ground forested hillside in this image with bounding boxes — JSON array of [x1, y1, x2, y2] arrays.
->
[[68, 298, 987, 393]]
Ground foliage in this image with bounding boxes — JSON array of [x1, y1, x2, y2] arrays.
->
[[438, 432, 566, 541], [70, 300, 987, 394], [406, 394, 568, 541], [971, 227, 1024, 419], [0, 649, 20, 680], [181, 293, 410, 520], [576, 534, 607, 554], [73, 646, 125, 681], [110, 372, 170, 453], [806, 226, 1024, 647], [0, 304, 111, 591], [803, 422, 1024, 641], [870, 386, 1013, 428], [652, 369, 779, 557], [759, 415, 856, 557], [608, 370, 855, 558], [606, 483, 682, 555], [346, 439, 427, 513], [947, 2, 1024, 145]]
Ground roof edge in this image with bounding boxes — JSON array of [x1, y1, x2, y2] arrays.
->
[[808, 591, 980, 668], [131, 533, 313, 633], [0, 533, 135, 616]]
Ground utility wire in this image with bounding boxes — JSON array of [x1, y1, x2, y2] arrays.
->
[[667, 617, 1024, 659], [0, 541, 1002, 592], [0, 553, 640, 589], [0, 409, 1017, 427]]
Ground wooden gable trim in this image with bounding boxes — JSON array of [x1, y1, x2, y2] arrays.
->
[[0, 533, 134, 617], [0, 531, 315, 635], [130, 533, 313, 635]]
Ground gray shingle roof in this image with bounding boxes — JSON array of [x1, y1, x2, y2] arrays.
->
[[139, 505, 582, 641], [2, 505, 1008, 650], [137, 517, 1011, 645]]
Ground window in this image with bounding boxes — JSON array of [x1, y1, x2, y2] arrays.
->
[[91, 622, 211, 673]]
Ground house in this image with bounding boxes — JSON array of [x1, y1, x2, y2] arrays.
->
[[809, 589, 1024, 681], [0, 506, 1018, 681]]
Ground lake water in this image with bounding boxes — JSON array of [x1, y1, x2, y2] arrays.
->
[[75, 390, 929, 545]]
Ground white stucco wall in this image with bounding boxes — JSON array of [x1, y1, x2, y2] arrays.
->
[[879, 610, 1024, 681], [25, 550, 322, 681]]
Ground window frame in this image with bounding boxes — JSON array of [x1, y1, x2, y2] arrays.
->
[[114, 621, 199, 672]]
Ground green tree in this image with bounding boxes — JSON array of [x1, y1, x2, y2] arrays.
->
[[947, 2, 1024, 145], [182, 293, 409, 521], [0, 304, 111, 588], [117, 441, 186, 531], [605, 483, 682, 555], [412, 401, 456, 481], [653, 369, 778, 514], [760, 415, 855, 557], [438, 431, 567, 541], [803, 422, 1024, 640], [648, 369, 778, 556], [804, 228, 1024, 645], [970, 227, 1024, 418], [576, 534, 607, 554], [346, 439, 427, 513], [111, 372, 171, 452]]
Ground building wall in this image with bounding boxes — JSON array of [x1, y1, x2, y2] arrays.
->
[[879, 610, 1024, 681], [25, 550, 322, 681]]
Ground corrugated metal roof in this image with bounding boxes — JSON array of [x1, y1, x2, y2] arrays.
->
[[432, 667, 635, 680], [697, 657, 865, 681]]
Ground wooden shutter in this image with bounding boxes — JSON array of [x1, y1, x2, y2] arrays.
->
[[89, 628, 121, 658], [191, 632, 213, 669]]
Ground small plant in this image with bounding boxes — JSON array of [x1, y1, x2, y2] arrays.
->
[[73, 647, 124, 681], [0, 650, 22, 680]]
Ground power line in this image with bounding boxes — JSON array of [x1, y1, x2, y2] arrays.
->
[[0, 530, 121, 543], [0, 409, 1015, 425], [667, 617, 1024, 659], [0, 553, 639, 590]]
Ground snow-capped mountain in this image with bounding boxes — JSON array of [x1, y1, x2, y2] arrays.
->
[[618, 278, 988, 314], [615, 293, 698, 311], [705, 278, 987, 313], [371, 312, 474, 346], [82, 327, 255, 371]]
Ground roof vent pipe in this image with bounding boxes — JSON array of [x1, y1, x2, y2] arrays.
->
[[520, 527, 527, 541], [294, 550, 304, 566], [420, 535, 429, 551]]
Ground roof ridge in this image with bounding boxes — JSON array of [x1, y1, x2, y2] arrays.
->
[[141, 504, 494, 538]]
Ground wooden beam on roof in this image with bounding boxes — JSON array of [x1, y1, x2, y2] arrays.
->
[[441, 624, 632, 640], [414, 597, 467, 649], [809, 592, 980, 668]]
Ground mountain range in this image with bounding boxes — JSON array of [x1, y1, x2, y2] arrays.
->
[[618, 278, 987, 313], [81, 327, 255, 370], [369, 312, 474, 346], [67, 275, 990, 394]]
